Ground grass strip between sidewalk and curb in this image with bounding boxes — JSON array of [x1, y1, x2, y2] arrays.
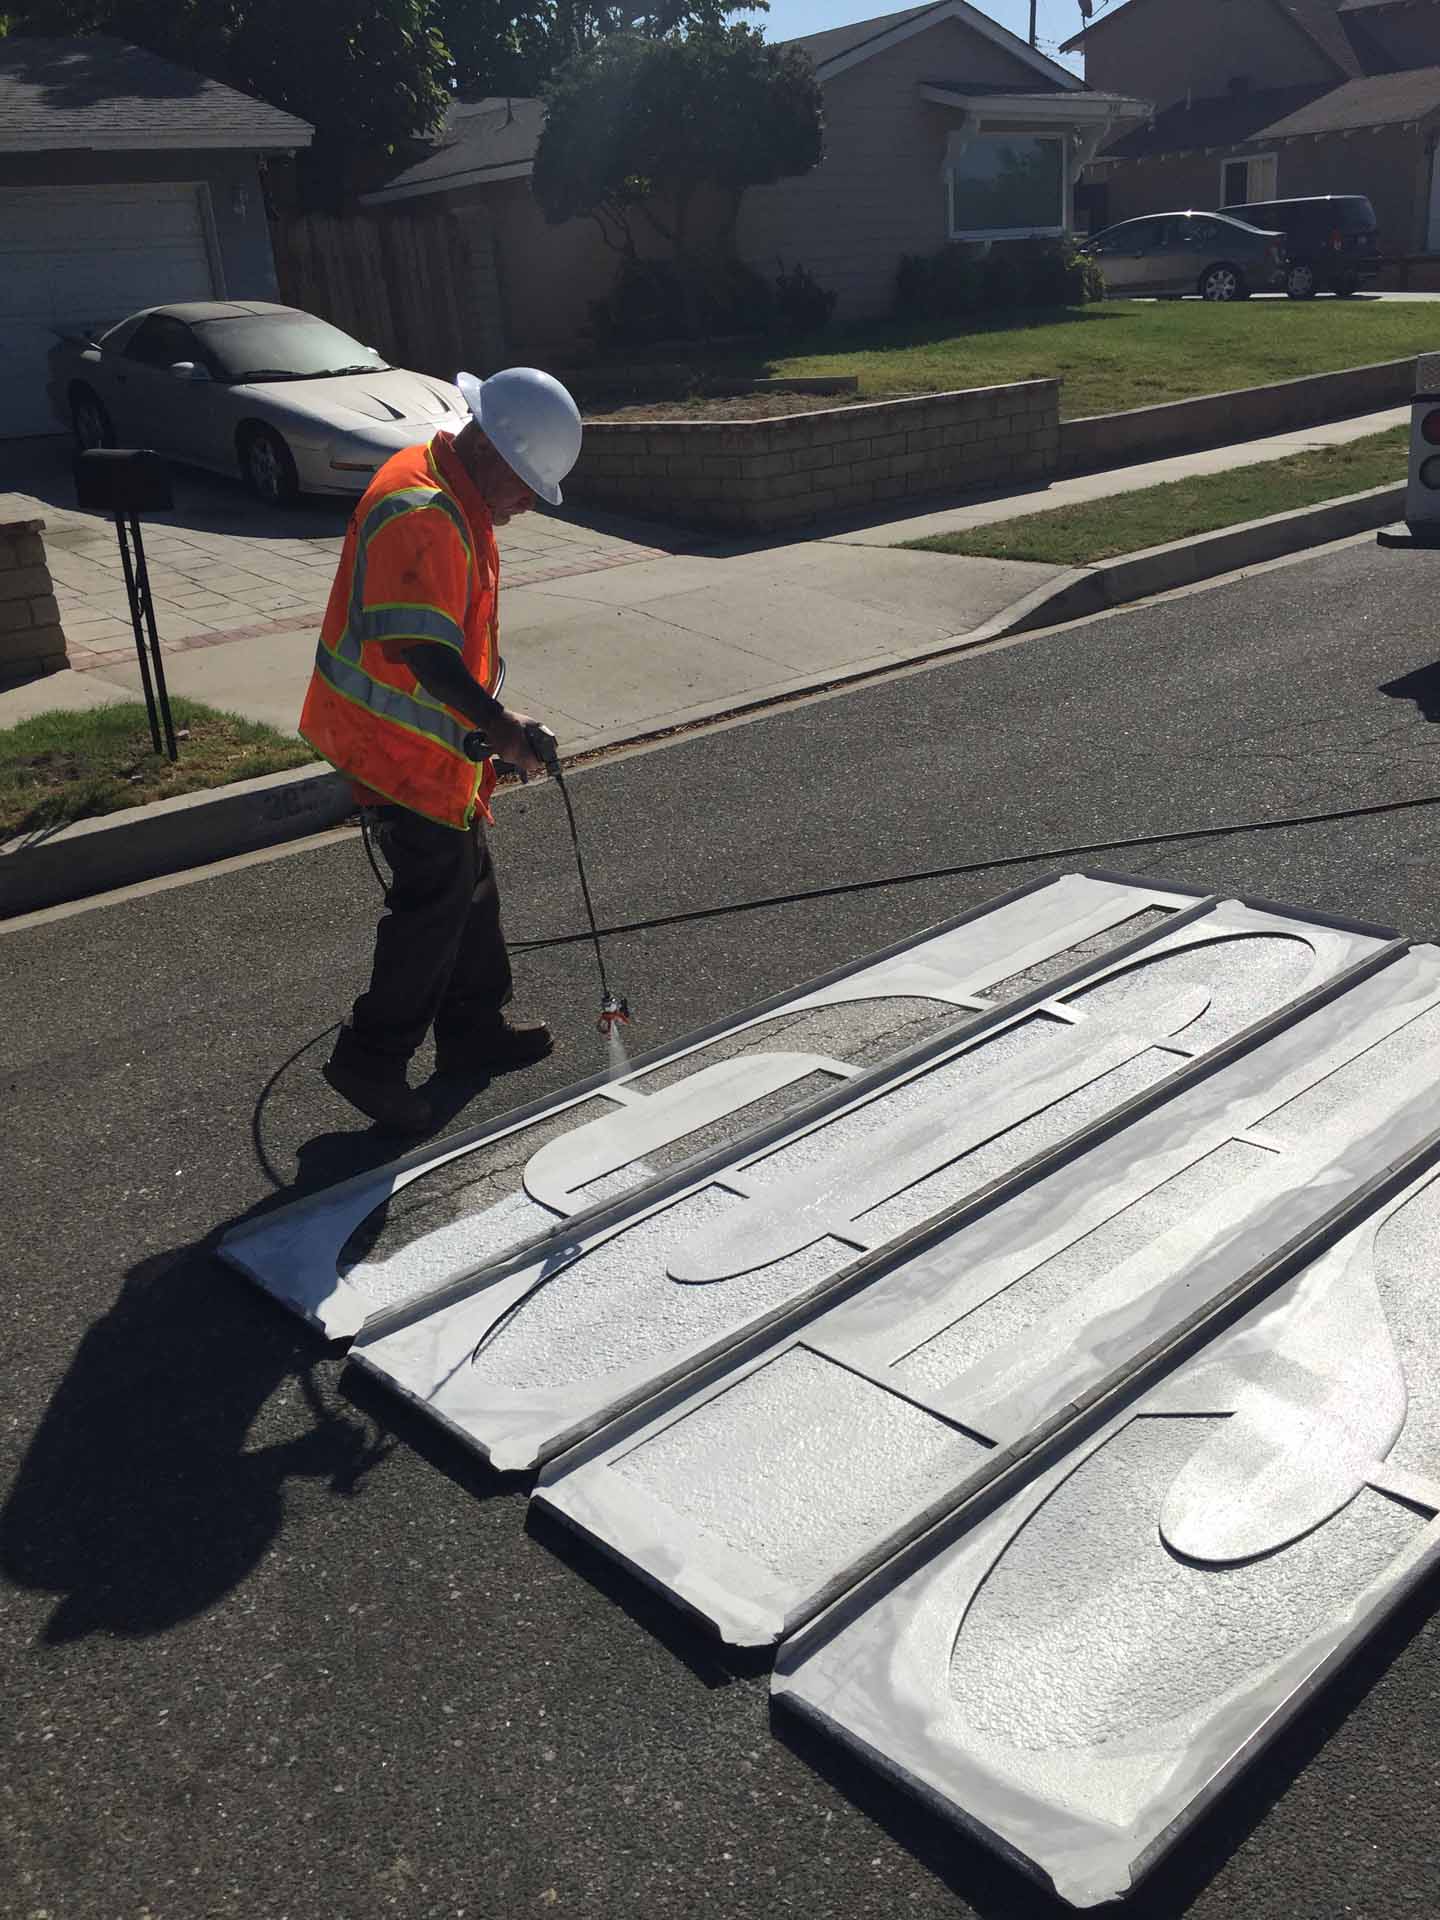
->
[[901, 425, 1409, 568], [0, 697, 315, 841]]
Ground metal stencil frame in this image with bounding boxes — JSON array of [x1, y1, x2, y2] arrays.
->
[[349, 896, 1400, 1470], [772, 1129, 1440, 1908], [221, 870, 1211, 1336], [534, 945, 1440, 1644]]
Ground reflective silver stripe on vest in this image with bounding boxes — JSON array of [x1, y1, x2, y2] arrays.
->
[[353, 603, 465, 650], [342, 484, 473, 665], [313, 641, 473, 759]]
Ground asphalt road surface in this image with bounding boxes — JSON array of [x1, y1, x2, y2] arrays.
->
[[7, 534, 1440, 1920]]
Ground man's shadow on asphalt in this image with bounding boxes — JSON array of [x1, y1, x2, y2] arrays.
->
[[1380, 660, 1440, 722], [0, 1034, 500, 1647]]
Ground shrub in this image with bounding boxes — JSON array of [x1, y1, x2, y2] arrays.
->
[[980, 250, 1022, 311], [707, 258, 775, 334], [894, 237, 1104, 320], [772, 260, 838, 334], [587, 254, 779, 349], [894, 243, 983, 320], [1066, 248, 1107, 305]]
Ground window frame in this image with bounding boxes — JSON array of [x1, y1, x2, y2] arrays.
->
[[1220, 152, 1278, 206], [946, 131, 1070, 244]]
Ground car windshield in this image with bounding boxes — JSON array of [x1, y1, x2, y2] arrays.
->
[[196, 315, 391, 382]]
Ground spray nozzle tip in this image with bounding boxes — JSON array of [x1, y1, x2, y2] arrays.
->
[[598, 994, 630, 1033]]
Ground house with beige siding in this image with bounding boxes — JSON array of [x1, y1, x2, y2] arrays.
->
[[362, 0, 1149, 361], [1066, 0, 1440, 262]]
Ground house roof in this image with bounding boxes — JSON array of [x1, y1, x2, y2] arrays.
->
[[363, 96, 544, 203], [1099, 60, 1440, 162], [0, 35, 311, 152], [1273, 0, 1364, 78], [1064, 0, 1361, 69], [1101, 84, 1333, 158], [789, 0, 1082, 87], [785, 0, 941, 67], [1258, 60, 1440, 129]]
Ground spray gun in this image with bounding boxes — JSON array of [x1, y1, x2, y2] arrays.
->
[[464, 719, 630, 1036]]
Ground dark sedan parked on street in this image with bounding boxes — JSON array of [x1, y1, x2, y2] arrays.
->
[[1082, 211, 1288, 301]]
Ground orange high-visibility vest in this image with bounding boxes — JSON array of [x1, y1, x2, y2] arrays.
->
[[301, 436, 500, 830]]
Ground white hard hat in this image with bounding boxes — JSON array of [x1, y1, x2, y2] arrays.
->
[[455, 367, 583, 507]]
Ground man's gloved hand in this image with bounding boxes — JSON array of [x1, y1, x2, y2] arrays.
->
[[485, 708, 553, 780]]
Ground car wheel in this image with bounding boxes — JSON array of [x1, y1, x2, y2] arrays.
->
[[1286, 262, 1317, 300], [240, 425, 300, 507], [70, 384, 113, 452], [1200, 263, 1243, 302]]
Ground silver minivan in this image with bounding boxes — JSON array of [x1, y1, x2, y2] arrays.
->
[[1083, 211, 1288, 301]]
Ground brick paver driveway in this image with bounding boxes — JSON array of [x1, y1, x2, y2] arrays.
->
[[0, 437, 686, 675]]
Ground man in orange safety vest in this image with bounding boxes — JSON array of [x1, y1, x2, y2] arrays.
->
[[301, 366, 584, 1134]]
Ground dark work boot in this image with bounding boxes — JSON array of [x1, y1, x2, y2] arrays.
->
[[322, 1038, 432, 1135], [435, 1015, 553, 1078]]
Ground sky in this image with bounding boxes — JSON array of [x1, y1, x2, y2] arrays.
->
[[758, 0, 1121, 74]]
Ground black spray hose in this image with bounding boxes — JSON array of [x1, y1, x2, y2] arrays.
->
[[464, 721, 629, 1033], [508, 786, 1440, 956]]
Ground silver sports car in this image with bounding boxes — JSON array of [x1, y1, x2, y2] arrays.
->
[[47, 300, 470, 505]]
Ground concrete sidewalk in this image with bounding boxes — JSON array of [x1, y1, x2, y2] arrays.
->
[[0, 405, 1406, 747]]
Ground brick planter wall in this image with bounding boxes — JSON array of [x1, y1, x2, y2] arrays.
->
[[0, 519, 67, 688], [567, 380, 1061, 532]]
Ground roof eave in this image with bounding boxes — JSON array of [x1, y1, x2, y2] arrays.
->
[[361, 157, 533, 205], [814, 0, 1083, 89], [0, 127, 312, 152], [920, 83, 1149, 120]]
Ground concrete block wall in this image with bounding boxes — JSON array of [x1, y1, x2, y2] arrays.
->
[[568, 380, 1061, 532], [1056, 358, 1415, 477], [0, 520, 67, 688]]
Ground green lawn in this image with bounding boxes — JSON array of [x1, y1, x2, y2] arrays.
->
[[904, 425, 1408, 569], [1, 697, 315, 841], [664, 301, 1440, 420]]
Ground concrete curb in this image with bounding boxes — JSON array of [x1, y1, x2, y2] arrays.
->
[[999, 482, 1407, 636], [0, 761, 354, 918], [0, 484, 1406, 920]]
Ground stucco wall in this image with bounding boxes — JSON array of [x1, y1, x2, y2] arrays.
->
[[0, 147, 281, 298], [1077, 0, 1338, 111], [736, 17, 1052, 322], [1093, 121, 1430, 255]]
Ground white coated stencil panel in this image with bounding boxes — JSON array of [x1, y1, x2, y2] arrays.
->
[[355, 898, 1388, 1469], [774, 1143, 1440, 1910], [221, 872, 1201, 1335], [536, 944, 1440, 1645]]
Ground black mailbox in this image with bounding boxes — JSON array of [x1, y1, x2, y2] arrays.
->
[[74, 447, 174, 515]]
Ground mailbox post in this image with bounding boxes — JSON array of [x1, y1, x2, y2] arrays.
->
[[74, 448, 178, 761]]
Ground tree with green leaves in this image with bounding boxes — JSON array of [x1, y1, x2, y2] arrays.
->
[[431, 0, 762, 102], [4, 0, 451, 164], [532, 24, 822, 329]]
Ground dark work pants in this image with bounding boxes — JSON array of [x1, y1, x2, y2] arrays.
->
[[342, 805, 513, 1073]]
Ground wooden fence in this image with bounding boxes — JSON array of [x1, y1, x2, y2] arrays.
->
[[270, 206, 507, 379]]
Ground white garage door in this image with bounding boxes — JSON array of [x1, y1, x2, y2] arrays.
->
[[0, 183, 220, 439]]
